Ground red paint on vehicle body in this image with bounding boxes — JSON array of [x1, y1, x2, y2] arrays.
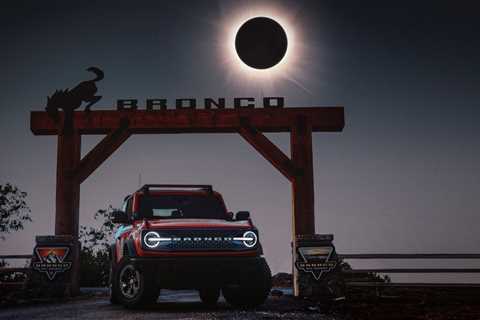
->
[[115, 189, 258, 259]]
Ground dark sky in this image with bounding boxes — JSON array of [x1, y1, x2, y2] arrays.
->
[[1, 0, 479, 278]]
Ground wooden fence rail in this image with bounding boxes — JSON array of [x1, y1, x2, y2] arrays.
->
[[339, 253, 480, 288], [0, 255, 33, 260], [339, 253, 480, 259]]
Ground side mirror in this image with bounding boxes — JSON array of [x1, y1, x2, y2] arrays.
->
[[226, 211, 234, 221], [236, 211, 250, 221], [111, 210, 129, 224]]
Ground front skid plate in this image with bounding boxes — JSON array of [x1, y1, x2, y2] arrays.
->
[[129, 256, 267, 289]]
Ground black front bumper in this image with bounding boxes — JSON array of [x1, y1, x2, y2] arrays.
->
[[130, 256, 267, 289]]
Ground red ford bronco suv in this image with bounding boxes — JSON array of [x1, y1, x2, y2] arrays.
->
[[109, 184, 272, 308]]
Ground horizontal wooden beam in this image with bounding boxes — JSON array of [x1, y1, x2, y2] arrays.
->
[[238, 119, 296, 181], [31, 107, 344, 135]]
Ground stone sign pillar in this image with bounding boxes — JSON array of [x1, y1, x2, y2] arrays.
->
[[294, 234, 341, 298], [29, 235, 76, 297]]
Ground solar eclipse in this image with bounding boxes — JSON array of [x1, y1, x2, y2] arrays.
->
[[235, 17, 288, 70], [221, 4, 302, 86]]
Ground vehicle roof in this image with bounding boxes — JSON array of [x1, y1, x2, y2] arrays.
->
[[133, 190, 223, 197]]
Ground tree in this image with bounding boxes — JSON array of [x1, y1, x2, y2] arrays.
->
[[79, 207, 117, 287], [0, 183, 32, 240], [79, 207, 115, 251]]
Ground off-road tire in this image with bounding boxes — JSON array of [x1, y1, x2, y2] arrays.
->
[[111, 258, 159, 308], [223, 258, 272, 308], [199, 288, 220, 306]]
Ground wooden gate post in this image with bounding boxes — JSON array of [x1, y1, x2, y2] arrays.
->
[[55, 127, 81, 295], [291, 115, 315, 296]]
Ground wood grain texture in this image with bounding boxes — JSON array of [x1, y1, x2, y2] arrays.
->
[[31, 107, 344, 135]]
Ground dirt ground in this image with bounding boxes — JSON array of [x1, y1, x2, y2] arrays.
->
[[1, 287, 479, 320]]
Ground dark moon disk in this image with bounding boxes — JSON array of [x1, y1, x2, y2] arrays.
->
[[235, 17, 288, 69]]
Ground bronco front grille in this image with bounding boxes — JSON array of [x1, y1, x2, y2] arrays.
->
[[142, 229, 255, 251]]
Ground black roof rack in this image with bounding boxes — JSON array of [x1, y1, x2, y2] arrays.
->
[[138, 184, 213, 194]]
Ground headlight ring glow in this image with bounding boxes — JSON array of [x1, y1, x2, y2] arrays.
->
[[143, 231, 172, 248], [233, 231, 258, 248]]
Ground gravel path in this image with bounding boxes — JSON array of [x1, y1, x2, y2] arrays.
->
[[0, 290, 336, 320]]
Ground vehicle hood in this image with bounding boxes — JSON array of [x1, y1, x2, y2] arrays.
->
[[142, 218, 252, 229]]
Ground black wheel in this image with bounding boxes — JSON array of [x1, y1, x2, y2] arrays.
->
[[199, 288, 220, 306], [223, 258, 272, 308], [111, 258, 159, 308]]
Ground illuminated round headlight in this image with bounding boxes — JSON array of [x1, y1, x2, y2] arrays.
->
[[242, 231, 257, 248], [144, 231, 161, 248]]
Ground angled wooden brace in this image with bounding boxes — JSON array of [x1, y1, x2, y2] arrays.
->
[[74, 118, 131, 184], [238, 117, 297, 182]]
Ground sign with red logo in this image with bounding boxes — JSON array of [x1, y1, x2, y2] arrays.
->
[[32, 247, 72, 280]]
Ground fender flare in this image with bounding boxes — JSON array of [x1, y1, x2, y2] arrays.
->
[[124, 237, 137, 257]]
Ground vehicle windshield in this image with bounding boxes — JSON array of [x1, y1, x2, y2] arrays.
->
[[138, 194, 227, 219]]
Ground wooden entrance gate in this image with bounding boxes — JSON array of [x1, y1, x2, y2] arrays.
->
[[30, 105, 344, 295]]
